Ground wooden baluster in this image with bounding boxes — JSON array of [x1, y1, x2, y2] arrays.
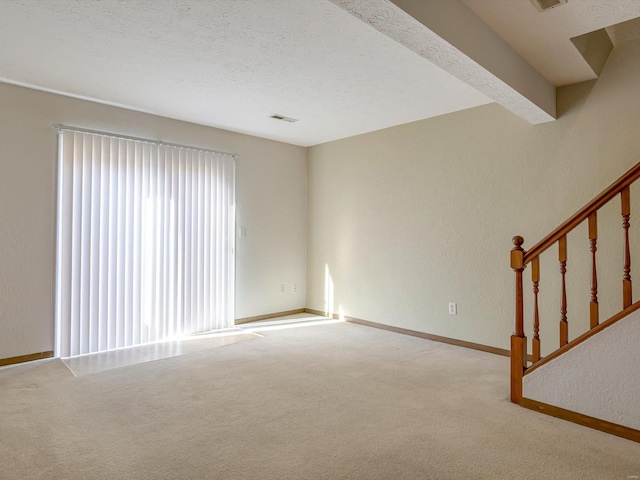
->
[[559, 236, 568, 347], [622, 187, 632, 308], [532, 256, 541, 363], [589, 212, 599, 329], [510, 236, 527, 404]]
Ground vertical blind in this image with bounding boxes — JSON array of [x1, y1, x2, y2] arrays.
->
[[55, 129, 236, 357]]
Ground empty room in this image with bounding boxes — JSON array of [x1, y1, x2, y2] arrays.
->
[[2, 0, 640, 478]]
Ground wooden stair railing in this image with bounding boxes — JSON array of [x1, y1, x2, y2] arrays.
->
[[510, 161, 640, 404]]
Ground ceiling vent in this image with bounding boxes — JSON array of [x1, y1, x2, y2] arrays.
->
[[530, 0, 567, 12], [270, 114, 298, 123]]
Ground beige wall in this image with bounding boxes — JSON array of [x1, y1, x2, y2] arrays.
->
[[307, 39, 640, 352], [0, 83, 306, 359]]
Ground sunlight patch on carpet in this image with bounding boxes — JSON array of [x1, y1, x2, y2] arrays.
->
[[62, 329, 260, 376]]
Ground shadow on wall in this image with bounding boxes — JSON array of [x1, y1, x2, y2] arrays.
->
[[557, 79, 597, 118]]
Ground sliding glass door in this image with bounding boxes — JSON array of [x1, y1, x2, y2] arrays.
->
[[55, 129, 235, 357]]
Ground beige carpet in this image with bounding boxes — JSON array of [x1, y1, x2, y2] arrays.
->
[[1, 320, 639, 479]]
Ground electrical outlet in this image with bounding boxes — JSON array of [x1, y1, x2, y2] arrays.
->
[[448, 302, 457, 315], [280, 284, 286, 294], [238, 227, 246, 238], [292, 283, 298, 294]]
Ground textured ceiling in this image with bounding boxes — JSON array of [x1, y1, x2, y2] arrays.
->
[[0, 0, 492, 147], [5, 0, 638, 145], [464, 0, 640, 87]]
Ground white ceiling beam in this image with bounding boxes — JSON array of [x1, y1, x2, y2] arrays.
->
[[330, 0, 556, 124]]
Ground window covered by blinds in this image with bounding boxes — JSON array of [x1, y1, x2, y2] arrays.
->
[[55, 129, 235, 357]]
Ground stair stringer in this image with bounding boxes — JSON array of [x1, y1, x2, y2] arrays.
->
[[523, 308, 640, 431]]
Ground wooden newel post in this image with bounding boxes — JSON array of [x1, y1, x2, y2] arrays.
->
[[510, 236, 527, 404]]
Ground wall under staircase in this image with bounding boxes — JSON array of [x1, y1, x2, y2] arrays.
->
[[523, 308, 640, 431]]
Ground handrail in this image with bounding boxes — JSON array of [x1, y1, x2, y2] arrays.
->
[[523, 161, 640, 264], [510, 159, 640, 405]]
